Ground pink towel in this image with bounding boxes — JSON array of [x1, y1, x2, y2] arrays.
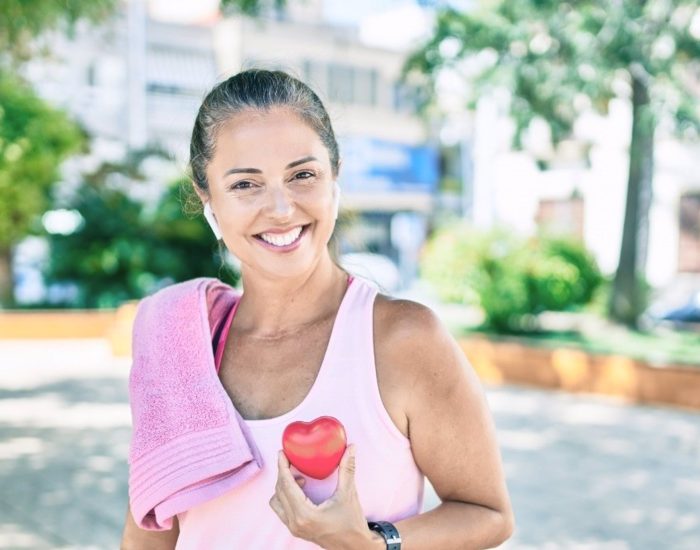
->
[[128, 277, 262, 530]]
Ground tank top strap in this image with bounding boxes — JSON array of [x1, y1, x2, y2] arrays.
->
[[322, 276, 378, 365]]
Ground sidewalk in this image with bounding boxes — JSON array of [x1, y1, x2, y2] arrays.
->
[[0, 339, 698, 549]]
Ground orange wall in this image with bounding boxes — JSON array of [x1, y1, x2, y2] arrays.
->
[[0, 302, 138, 356], [461, 336, 700, 410], [0, 310, 116, 339]]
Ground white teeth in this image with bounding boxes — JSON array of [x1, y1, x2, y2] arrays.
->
[[259, 226, 303, 247]]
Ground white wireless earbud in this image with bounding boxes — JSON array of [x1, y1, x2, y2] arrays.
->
[[332, 183, 341, 221], [203, 202, 223, 240]]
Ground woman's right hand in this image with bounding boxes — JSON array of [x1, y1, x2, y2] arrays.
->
[[268, 446, 382, 550]]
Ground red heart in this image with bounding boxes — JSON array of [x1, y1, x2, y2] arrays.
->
[[282, 416, 347, 479]]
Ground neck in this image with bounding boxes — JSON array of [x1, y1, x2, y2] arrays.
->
[[235, 256, 348, 338]]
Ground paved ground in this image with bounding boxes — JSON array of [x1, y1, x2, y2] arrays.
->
[[0, 339, 699, 549]]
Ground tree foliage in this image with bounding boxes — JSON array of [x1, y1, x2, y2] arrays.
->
[[44, 151, 239, 308], [0, 71, 85, 250], [0, 0, 117, 63], [406, 1, 700, 143]]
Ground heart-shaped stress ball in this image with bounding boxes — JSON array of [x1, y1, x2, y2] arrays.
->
[[282, 416, 347, 479]]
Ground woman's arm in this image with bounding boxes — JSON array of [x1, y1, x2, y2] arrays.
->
[[374, 298, 514, 549], [120, 503, 180, 550]]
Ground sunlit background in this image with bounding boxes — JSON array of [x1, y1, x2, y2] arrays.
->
[[0, 0, 699, 548]]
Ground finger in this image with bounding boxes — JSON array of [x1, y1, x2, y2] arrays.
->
[[336, 444, 357, 495], [279, 449, 291, 469], [294, 476, 306, 488], [276, 452, 309, 505], [277, 451, 299, 487], [269, 495, 289, 526], [273, 454, 295, 510]]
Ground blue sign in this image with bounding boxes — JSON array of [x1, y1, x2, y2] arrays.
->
[[339, 137, 438, 193]]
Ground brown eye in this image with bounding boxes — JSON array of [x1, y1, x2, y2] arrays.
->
[[294, 171, 314, 180], [230, 180, 254, 190]]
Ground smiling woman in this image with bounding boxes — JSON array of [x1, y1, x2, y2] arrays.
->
[[121, 69, 514, 550]]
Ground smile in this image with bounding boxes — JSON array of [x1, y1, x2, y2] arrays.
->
[[254, 225, 309, 250]]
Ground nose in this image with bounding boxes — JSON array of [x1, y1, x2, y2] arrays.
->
[[266, 185, 295, 219]]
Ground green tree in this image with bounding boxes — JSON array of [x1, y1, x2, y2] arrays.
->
[[0, 0, 119, 306], [405, 1, 700, 327], [0, 0, 116, 64], [0, 71, 84, 306], [44, 151, 239, 308]]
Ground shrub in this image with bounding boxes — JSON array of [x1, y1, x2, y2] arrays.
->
[[43, 159, 239, 308], [421, 223, 603, 332]]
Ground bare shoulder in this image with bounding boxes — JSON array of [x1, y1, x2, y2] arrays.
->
[[374, 294, 459, 365], [374, 293, 444, 334], [374, 294, 447, 343], [373, 294, 470, 403]]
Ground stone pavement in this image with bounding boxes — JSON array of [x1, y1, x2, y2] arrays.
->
[[0, 339, 698, 549]]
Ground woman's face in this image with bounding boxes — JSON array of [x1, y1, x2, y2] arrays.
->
[[203, 107, 338, 281]]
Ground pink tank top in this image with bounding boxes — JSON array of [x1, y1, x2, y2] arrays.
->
[[175, 277, 424, 549]]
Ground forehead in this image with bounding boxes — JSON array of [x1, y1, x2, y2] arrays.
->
[[211, 108, 328, 166]]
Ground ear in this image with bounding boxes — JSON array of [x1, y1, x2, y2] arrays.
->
[[191, 181, 208, 205]]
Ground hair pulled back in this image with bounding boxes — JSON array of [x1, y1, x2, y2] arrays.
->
[[189, 69, 339, 193]]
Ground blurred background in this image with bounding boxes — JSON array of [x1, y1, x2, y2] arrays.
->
[[0, 0, 699, 548]]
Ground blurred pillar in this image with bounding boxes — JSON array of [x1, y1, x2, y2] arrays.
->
[[127, 0, 147, 150], [460, 113, 474, 220], [471, 95, 500, 229]]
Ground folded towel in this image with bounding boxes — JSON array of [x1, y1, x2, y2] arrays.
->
[[128, 277, 262, 530]]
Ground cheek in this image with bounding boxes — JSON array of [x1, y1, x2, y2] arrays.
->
[[294, 188, 332, 214]]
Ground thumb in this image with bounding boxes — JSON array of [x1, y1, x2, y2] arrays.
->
[[336, 444, 356, 494]]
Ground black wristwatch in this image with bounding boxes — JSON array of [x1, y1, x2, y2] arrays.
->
[[368, 521, 401, 550]]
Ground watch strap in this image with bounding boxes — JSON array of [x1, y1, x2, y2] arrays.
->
[[368, 521, 401, 550]]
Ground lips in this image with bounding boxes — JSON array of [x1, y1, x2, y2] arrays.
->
[[254, 224, 309, 250], [258, 226, 303, 246]]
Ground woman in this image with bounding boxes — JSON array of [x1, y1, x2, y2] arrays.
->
[[121, 69, 513, 549]]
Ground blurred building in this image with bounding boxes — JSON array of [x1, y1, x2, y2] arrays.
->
[[21, 0, 437, 289]]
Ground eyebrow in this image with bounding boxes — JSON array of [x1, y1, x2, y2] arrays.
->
[[223, 156, 318, 177]]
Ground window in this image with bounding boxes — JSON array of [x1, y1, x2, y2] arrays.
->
[[301, 60, 384, 107], [355, 68, 378, 107], [535, 196, 585, 240], [393, 82, 422, 114], [302, 59, 326, 98], [86, 63, 96, 86], [328, 63, 355, 104], [679, 193, 700, 273]]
